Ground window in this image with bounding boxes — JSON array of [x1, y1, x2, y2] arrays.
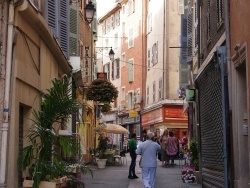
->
[[111, 15, 114, 29], [46, 0, 70, 58], [128, 27, 134, 48], [128, 0, 135, 15], [147, 49, 151, 70], [217, 0, 223, 25], [178, 0, 184, 14], [152, 42, 158, 65], [122, 87, 125, 101], [114, 33, 118, 49], [146, 86, 149, 105], [116, 59, 120, 78], [121, 53, 126, 67], [70, 5, 79, 56], [206, 1, 211, 42], [115, 11, 120, 26], [147, 14, 152, 33], [103, 21, 106, 34], [106, 17, 111, 32], [122, 5, 125, 14], [126, 91, 134, 110], [104, 63, 110, 80], [153, 81, 156, 102], [111, 61, 114, 80], [122, 22, 126, 36], [159, 78, 163, 100], [128, 59, 134, 82]]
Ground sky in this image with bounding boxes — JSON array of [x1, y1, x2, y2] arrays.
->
[[96, 0, 116, 18]]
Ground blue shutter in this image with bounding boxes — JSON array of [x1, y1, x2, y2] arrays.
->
[[59, 0, 69, 59], [70, 4, 79, 56], [46, 0, 58, 35]]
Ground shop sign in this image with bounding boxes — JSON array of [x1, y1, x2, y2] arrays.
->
[[186, 89, 195, 103], [129, 110, 138, 117]]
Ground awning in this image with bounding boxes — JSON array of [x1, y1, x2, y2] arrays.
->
[[94, 123, 129, 134]]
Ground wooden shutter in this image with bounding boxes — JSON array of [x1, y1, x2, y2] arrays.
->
[[47, 0, 57, 34], [187, 10, 193, 64], [59, 0, 69, 58], [128, 27, 133, 48], [70, 4, 79, 56], [128, 59, 134, 82]]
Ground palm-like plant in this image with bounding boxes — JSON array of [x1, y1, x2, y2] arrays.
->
[[18, 75, 92, 188]]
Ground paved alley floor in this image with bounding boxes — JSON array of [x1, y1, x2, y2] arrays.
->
[[82, 154, 202, 188]]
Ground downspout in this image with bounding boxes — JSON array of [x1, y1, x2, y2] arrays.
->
[[224, 0, 231, 110], [196, 0, 202, 185], [162, 0, 166, 99], [224, 0, 231, 186], [0, 0, 14, 185]]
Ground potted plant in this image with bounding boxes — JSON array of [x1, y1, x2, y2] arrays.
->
[[18, 75, 93, 188], [86, 79, 118, 103], [190, 139, 200, 183], [96, 134, 109, 169]]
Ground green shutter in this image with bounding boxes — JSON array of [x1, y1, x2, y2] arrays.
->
[[59, 0, 69, 58], [128, 60, 134, 82], [70, 4, 79, 56]]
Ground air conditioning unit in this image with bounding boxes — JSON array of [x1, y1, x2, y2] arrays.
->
[[134, 95, 142, 104]]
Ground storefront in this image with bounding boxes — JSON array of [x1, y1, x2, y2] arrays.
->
[[141, 105, 188, 139]]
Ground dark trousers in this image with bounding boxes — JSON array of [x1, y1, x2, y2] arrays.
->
[[129, 152, 137, 176]]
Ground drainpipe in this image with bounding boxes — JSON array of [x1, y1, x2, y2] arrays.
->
[[162, 0, 166, 99], [0, 0, 14, 185], [224, 0, 231, 110], [223, 0, 232, 186]]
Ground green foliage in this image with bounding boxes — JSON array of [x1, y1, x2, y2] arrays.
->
[[86, 79, 118, 103], [17, 75, 91, 188], [97, 137, 108, 159], [190, 139, 199, 170], [101, 103, 112, 113]]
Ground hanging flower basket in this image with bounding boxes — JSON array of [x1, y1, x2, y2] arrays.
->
[[86, 79, 118, 103]]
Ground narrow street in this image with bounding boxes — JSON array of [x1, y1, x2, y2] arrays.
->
[[82, 154, 202, 188]]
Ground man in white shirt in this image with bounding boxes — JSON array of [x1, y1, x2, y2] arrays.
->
[[136, 132, 161, 188]]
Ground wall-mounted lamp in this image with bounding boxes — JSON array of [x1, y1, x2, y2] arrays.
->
[[84, 1, 96, 24], [96, 47, 115, 60]]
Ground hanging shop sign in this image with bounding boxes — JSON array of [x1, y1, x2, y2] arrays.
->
[[129, 110, 139, 118], [186, 89, 195, 103]]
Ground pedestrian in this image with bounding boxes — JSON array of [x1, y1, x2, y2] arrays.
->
[[128, 133, 139, 179], [136, 132, 161, 188], [166, 130, 178, 167], [158, 129, 168, 167], [142, 129, 148, 142]]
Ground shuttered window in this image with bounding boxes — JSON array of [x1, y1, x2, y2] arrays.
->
[[46, 0, 69, 58], [187, 10, 193, 64], [70, 4, 78, 56], [146, 86, 149, 105], [128, 59, 134, 82], [153, 81, 156, 103], [128, 27, 134, 48], [159, 78, 162, 100]]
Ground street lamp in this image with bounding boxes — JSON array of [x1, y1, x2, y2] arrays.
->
[[84, 1, 95, 23], [96, 47, 115, 61]]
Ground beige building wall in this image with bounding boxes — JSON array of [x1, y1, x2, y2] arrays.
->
[[146, 0, 181, 108], [6, 2, 71, 187]]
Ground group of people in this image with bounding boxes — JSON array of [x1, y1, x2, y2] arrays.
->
[[127, 129, 188, 188]]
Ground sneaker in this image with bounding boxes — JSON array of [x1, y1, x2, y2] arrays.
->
[[133, 175, 139, 178], [128, 176, 135, 179]]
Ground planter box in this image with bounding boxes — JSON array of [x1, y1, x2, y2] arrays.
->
[[23, 180, 67, 188]]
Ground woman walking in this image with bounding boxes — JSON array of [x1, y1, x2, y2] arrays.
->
[[158, 129, 168, 167], [166, 130, 178, 167]]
